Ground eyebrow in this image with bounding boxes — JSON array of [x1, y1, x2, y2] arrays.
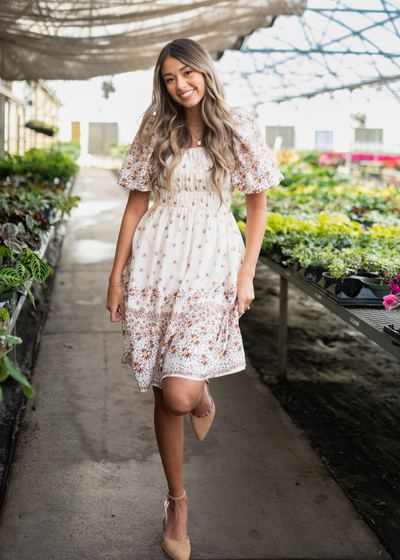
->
[[163, 65, 188, 78]]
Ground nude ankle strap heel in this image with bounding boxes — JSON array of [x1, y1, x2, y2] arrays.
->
[[189, 379, 216, 441], [162, 489, 191, 560]]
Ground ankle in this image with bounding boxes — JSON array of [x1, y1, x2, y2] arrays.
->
[[167, 489, 186, 500]]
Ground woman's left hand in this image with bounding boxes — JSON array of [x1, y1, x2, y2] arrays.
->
[[237, 268, 255, 316]]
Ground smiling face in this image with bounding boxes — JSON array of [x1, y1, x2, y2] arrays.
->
[[161, 55, 206, 107]]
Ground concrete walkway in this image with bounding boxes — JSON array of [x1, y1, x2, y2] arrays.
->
[[0, 169, 389, 560]]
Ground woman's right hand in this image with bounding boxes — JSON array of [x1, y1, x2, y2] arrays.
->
[[106, 286, 125, 322]]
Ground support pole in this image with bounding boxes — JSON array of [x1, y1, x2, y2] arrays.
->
[[278, 275, 288, 381]]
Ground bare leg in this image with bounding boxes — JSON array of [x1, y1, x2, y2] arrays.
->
[[153, 378, 206, 541], [190, 380, 213, 418]]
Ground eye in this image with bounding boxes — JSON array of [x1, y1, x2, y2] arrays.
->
[[184, 70, 193, 76]]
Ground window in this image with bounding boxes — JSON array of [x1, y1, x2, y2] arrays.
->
[[354, 128, 383, 152], [88, 122, 118, 154], [265, 126, 294, 149], [315, 131, 333, 151]]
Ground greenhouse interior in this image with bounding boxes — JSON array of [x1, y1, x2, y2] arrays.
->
[[1, 1, 400, 560]]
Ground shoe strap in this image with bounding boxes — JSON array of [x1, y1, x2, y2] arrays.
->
[[166, 489, 186, 501]]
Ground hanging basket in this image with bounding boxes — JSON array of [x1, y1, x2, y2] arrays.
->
[[25, 121, 58, 137]]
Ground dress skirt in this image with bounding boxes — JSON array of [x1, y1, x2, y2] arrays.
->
[[121, 186, 247, 392]]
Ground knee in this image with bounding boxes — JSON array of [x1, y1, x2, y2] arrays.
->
[[162, 391, 192, 416]]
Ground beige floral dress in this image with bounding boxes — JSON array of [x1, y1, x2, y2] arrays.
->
[[117, 106, 284, 392]]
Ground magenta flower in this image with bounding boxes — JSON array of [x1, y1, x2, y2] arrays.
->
[[383, 294, 400, 310], [389, 280, 400, 294], [397, 274, 400, 283]]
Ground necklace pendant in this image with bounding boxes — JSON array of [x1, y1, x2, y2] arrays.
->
[[197, 140, 201, 146]]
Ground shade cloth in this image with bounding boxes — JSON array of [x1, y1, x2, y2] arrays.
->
[[0, 0, 306, 80]]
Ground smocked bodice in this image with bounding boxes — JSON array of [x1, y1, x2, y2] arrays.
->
[[159, 147, 231, 192]]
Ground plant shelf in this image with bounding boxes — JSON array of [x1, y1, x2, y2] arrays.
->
[[259, 255, 400, 380]]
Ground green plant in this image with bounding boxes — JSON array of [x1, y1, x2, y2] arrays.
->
[[59, 141, 80, 162], [299, 151, 320, 166], [0, 185, 80, 227], [25, 119, 58, 135], [0, 307, 35, 404], [0, 149, 79, 187], [108, 141, 130, 159], [0, 247, 53, 306], [0, 222, 31, 253]]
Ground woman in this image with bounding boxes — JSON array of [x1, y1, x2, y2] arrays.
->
[[106, 38, 284, 560]]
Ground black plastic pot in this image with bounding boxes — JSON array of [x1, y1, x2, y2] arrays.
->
[[335, 276, 363, 298], [357, 271, 380, 279], [322, 271, 339, 289], [306, 265, 327, 283]]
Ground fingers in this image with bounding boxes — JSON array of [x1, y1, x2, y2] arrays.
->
[[237, 296, 254, 317], [106, 296, 125, 323], [110, 305, 123, 322]]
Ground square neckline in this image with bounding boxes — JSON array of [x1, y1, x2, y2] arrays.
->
[[180, 146, 206, 152]]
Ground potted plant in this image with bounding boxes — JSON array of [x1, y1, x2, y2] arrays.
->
[[0, 247, 53, 306], [25, 120, 59, 137], [0, 306, 35, 403]]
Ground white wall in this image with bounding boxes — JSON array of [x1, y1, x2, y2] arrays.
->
[[54, 70, 154, 156], [255, 88, 400, 154], [50, 71, 400, 156]]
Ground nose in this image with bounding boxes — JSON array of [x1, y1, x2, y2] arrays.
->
[[176, 74, 189, 92]]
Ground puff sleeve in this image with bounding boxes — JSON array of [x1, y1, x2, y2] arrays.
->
[[230, 106, 284, 194], [117, 127, 158, 192]]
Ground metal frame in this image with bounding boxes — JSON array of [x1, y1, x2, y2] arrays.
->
[[219, 2, 400, 104], [259, 256, 400, 380]]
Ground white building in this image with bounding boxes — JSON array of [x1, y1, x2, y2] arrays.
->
[[255, 87, 400, 155]]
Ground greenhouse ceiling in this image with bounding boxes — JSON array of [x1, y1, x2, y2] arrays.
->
[[0, 0, 306, 81], [217, 0, 400, 103]]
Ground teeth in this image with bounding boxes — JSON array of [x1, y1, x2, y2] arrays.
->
[[180, 89, 194, 98]]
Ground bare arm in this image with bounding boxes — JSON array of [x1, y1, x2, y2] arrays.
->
[[237, 192, 268, 316], [106, 190, 151, 322]]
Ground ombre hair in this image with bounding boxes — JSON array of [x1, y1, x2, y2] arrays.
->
[[136, 38, 241, 215]]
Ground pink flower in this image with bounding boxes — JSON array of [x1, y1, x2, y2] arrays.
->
[[397, 274, 400, 283], [392, 284, 400, 295], [318, 154, 332, 166], [389, 279, 400, 294], [383, 294, 400, 310]]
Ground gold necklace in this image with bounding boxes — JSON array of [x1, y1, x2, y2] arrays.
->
[[190, 128, 203, 146]]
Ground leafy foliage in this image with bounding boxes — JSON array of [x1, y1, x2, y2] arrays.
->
[[0, 148, 78, 186], [0, 311, 35, 404], [0, 247, 53, 306], [234, 156, 400, 284]]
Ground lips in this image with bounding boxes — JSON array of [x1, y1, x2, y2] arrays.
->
[[179, 89, 195, 99]]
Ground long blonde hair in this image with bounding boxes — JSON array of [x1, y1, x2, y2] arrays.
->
[[136, 38, 241, 214]]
